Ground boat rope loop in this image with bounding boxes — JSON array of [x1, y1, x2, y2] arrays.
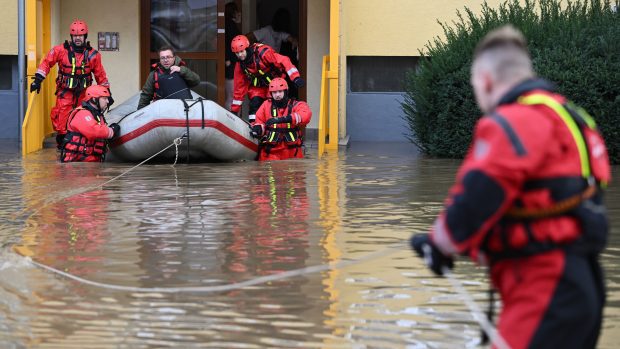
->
[[172, 134, 187, 166]]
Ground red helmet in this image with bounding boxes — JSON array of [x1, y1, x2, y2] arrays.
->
[[85, 85, 110, 100], [70, 20, 88, 36], [269, 78, 288, 92], [231, 35, 249, 53]]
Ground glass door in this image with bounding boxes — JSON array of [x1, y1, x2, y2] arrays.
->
[[141, 0, 225, 104]]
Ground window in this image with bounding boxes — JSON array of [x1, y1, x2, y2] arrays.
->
[[348, 56, 419, 93], [150, 0, 213, 52], [0, 55, 15, 90]]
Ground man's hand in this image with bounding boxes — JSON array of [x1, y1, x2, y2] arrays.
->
[[108, 123, 121, 139], [250, 124, 262, 138], [170, 66, 181, 74], [293, 77, 305, 88], [30, 73, 45, 94], [266, 115, 293, 127], [410, 233, 454, 276]]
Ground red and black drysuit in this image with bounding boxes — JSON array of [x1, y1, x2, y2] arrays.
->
[[429, 79, 610, 349], [254, 98, 312, 161], [231, 43, 301, 122], [36, 41, 109, 138], [60, 103, 114, 163]]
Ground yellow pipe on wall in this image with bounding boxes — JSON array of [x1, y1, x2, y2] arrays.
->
[[23, 0, 53, 156], [318, 55, 329, 157], [326, 0, 339, 150]]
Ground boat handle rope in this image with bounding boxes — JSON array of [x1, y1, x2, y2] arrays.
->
[[10, 239, 506, 347], [443, 266, 511, 349], [11, 135, 187, 222]]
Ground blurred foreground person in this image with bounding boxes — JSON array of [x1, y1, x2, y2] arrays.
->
[[411, 25, 610, 349]]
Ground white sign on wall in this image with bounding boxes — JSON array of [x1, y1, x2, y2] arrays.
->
[[98, 32, 119, 51]]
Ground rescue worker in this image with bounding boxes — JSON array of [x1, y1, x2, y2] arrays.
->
[[410, 25, 610, 349], [137, 46, 201, 110], [60, 85, 120, 163], [230, 34, 304, 124], [252, 78, 311, 161], [30, 19, 110, 148]]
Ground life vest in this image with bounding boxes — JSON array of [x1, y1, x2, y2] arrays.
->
[[239, 44, 282, 87], [262, 99, 303, 155], [152, 62, 192, 100], [57, 41, 96, 91], [60, 105, 108, 163], [483, 94, 609, 259]]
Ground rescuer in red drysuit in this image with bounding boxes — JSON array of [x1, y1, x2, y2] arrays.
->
[[251, 78, 312, 161], [230, 34, 304, 124], [60, 85, 119, 162], [410, 25, 610, 349], [30, 19, 110, 147]]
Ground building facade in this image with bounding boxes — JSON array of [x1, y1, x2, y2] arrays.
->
[[4, 0, 507, 146]]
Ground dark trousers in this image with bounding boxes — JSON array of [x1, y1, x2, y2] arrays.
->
[[492, 250, 605, 349]]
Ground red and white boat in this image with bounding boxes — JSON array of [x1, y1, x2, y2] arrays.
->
[[105, 93, 258, 162]]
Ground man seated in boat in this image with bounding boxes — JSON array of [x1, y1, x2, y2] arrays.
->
[[229, 34, 304, 124], [60, 85, 120, 162], [137, 46, 201, 109], [251, 78, 311, 161]]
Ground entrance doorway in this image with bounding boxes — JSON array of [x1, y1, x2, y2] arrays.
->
[[140, 0, 306, 107], [140, 0, 217, 101]]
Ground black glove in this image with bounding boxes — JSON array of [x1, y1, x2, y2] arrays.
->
[[30, 73, 44, 94], [109, 123, 121, 139], [410, 233, 454, 276], [293, 77, 305, 88], [265, 115, 293, 127], [250, 124, 262, 138]]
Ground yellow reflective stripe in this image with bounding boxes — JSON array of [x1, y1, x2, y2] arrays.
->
[[286, 123, 296, 141], [567, 101, 597, 129], [69, 56, 76, 88], [518, 94, 590, 178]]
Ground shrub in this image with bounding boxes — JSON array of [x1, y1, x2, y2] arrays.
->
[[402, 0, 620, 163]]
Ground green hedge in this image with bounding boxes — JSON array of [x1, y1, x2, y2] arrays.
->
[[402, 0, 620, 163]]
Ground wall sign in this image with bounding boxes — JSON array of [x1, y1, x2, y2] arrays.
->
[[98, 32, 119, 51]]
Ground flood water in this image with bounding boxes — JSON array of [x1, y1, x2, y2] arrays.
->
[[0, 141, 618, 348]]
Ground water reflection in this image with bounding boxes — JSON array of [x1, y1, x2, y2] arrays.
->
[[0, 142, 618, 348]]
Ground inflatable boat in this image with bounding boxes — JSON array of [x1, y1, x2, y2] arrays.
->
[[105, 92, 258, 162]]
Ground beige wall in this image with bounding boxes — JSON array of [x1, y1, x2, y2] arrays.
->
[[58, 0, 140, 104], [343, 0, 507, 56], [306, 0, 330, 130], [0, 0, 18, 55], [336, 0, 509, 139]]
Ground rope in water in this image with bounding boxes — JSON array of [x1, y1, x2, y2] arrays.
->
[[13, 241, 506, 347], [15, 242, 405, 293], [443, 267, 511, 349], [10, 134, 508, 346], [12, 135, 186, 221]]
